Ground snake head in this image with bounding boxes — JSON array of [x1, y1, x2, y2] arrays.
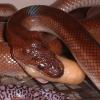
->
[[11, 35, 64, 78]]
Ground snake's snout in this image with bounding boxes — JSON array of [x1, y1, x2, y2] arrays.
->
[[36, 55, 64, 78]]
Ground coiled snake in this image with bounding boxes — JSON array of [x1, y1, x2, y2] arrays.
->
[[0, 0, 100, 99]]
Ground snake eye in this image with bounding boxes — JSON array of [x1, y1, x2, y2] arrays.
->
[[37, 63, 45, 70]]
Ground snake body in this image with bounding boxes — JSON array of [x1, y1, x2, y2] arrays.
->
[[0, 0, 99, 99], [0, 4, 28, 80], [81, 14, 100, 44], [52, 0, 100, 12], [52, 0, 100, 44]]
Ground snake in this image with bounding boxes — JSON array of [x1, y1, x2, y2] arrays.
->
[[0, 0, 99, 99]]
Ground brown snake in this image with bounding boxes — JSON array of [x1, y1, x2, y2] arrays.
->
[[6, 4, 99, 90], [0, 0, 99, 99]]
